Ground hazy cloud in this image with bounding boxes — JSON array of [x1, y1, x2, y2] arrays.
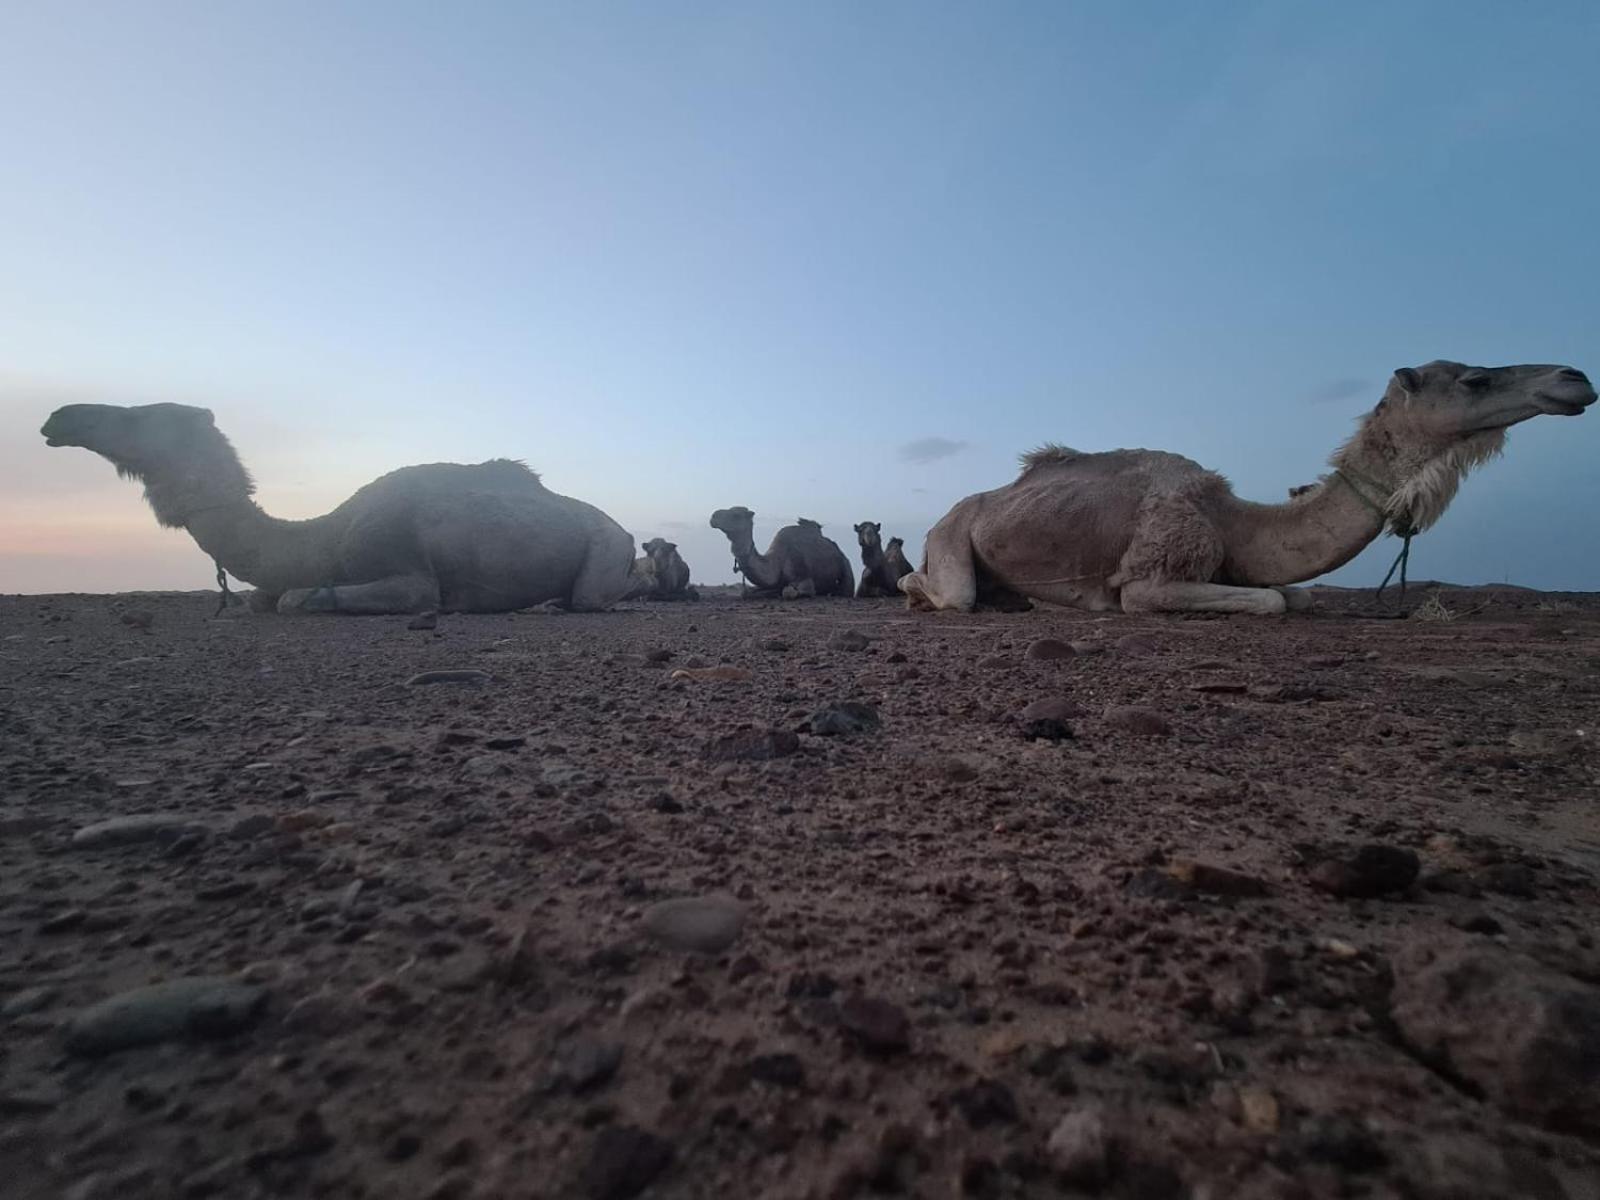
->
[[899, 436, 968, 464], [1307, 377, 1370, 405]]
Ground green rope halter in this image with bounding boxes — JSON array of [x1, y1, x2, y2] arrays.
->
[[1333, 468, 1417, 609]]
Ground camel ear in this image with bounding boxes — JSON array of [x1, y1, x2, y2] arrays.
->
[[1392, 368, 1420, 396]]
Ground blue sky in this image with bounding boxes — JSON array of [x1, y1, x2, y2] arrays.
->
[[3, 2, 1597, 593]]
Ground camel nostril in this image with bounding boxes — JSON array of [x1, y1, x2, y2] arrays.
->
[[1557, 368, 1589, 384]]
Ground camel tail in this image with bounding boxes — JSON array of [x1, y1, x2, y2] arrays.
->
[[1017, 443, 1082, 475]]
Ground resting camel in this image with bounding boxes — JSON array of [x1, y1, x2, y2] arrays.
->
[[631, 537, 696, 600], [709, 508, 853, 598], [854, 521, 915, 597], [900, 360, 1594, 615], [40, 403, 639, 614]]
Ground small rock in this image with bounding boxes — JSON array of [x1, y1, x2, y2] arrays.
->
[[552, 1036, 623, 1092], [1389, 942, 1600, 1133], [642, 896, 747, 954], [747, 1053, 806, 1089], [949, 1079, 1019, 1128], [1069, 641, 1105, 656], [828, 630, 871, 651], [228, 814, 276, 841], [1046, 1107, 1109, 1185], [1190, 679, 1249, 694], [839, 993, 910, 1056], [805, 701, 881, 736], [1024, 638, 1076, 661], [485, 735, 527, 751], [1285, 1115, 1386, 1172], [1166, 861, 1269, 898], [1, 986, 57, 1017], [760, 638, 790, 652], [1019, 697, 1086, 723], [71, 814, 206, 849], [277, 809, 333, 833], [1237, 1085, 1279, 1132], [1307, 844, 1419, 898], [648, 793, 684, 814], [643, 648, 674, 663], [406, 669, 490, 686], [40, 909, 87, 934], [282, 989, 354, 1035], [705, 729, 800, 762], [977, 655, 1014, 670], [66, 977, 266, 1055], [120, 609, 156, 632], [583, 1126, 674, 1200], [196, 879, 256, 902], [1114, 633, 1161, 656], [407, 611, 439, 630], [670, 666, 752, 683], [1103, 705, 1172, 736]]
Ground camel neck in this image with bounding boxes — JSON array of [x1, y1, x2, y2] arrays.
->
[[182, 500, 323, 591], [1218, 446, 1395, 586]]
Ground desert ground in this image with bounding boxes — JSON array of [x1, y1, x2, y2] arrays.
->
[[1, 585, 1597, 1200]]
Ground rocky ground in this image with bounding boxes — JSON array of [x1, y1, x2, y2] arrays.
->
[[1, 585, 1598, 1200]]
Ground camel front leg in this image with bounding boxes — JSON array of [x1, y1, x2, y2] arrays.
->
[[1120, 579, 1288, 615], [1273, 586, 1316, 612], [278, 574, 441, 615]]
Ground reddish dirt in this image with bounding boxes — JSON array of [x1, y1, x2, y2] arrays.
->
[[2, 586, 1598, 1200]]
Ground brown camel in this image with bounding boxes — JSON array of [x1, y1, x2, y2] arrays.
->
[[901, 360, 1594, 615], [636, 537, 695, 600], [854, 521, 915, 597], [709, 508, 853, 598], [40, 403, 640, 614]]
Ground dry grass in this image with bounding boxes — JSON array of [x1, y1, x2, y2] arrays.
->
[[1409, 590, 1490, 623]]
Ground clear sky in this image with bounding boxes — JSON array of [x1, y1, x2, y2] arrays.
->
[[3, 2, 1597, 595]]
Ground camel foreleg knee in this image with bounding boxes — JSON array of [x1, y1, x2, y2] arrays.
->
[[1120, 579, 1288, 616]]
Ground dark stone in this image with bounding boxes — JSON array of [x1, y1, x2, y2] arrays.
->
[[1308, 844, 1419, 898], [949, 1079, 1019, 1128], [839, 994, 910, 1056], [805, 702, 881, 736], [705, 729, 800, 762], [582, 1126, 674, 1200], [747, 1053, 806, 1089]]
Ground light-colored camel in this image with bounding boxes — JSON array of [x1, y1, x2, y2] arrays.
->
[[901, 361, 1595, 615], [629, 537, 695, 600], [709, 508, 854, 598], [41, 403, 640, 614], [854, 521, 915, 598]]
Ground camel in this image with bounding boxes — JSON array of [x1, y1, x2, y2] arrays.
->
[[630, 537, 696, 600], [708, 508, 854, 598], [900, 360, 1595, 616], [40, 402, 640, 615], [854, 521, 915, 597]]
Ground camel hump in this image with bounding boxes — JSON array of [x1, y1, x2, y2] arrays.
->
[[479, 458, 543, 485], [1017, 443, 1083, 475], [796, 518, 822, 530]]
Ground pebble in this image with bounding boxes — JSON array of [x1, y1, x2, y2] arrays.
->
[[828, 630, 871, 651], [277, 809, 333, 833], [1307, 844, 1419, 898], [704, 729, 800, 762], [670, 666, 752, 683], [282, 989, 355, 1034], [407, 610, 439, 630], [1238, 1085, 1280, 1132], [642, 895, 747, 954], [1165, 861, 1269, 898], [582, 1126, 675, 1200], [1046, 1107, 1109, 1185], [839, 993, 910, 1055], [977, 655, 1014, 670], [949, 1079, 1019, 1128], [1, 986, 57, 1017], [805, 701, 881, 736], [747, 1053, 806, 1089], [551, 1036, 623, 1092], [71, 814, 206, 849], [1114, 633, 1161, 656], [66, 977, 267, 1055], [760, 638, 790, 652], [1019, 697, 1086, 723], [1390, 943, 1600, 1133], [1103, 705, 1173, 736], [1024, 638, 1076, 661], [406, 669, 490, 686], [228, 814, 276, 841]]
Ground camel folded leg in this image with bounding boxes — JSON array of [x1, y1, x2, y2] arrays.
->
[[1121, 579, 1289, 615], [278, 574, 441, 615], [899, 523, 977, 612], [1273, 586, 1315, 612]]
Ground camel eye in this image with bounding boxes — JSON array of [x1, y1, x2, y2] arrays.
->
[[1460, 371, 1491, 392]]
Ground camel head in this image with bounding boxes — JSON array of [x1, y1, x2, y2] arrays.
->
[[709, 506, 755, 540], [1377, 361, 1594, 438], [886, 536, 905, 555], [41, 402, 221, 478], [641, 538, 678, 567], [1350, 360, 1594, 533], [854, 521, 883, 553]]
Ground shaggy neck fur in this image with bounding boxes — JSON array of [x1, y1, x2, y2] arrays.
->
[[1222, 405, 1504, 586], [118, 426, 258, 529]]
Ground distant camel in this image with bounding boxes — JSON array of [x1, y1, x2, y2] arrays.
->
[[41, 403, 639, 614], [631, 537, 696, 600], [854, 521, 914, 597], [709, 508, 853, 598], [901, 360, 1594, 615]]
